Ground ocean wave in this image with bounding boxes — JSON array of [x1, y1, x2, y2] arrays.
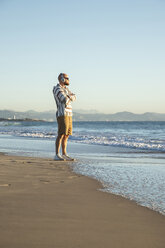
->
[[1, 129, 165, 152], [70, 135, 165, 152], [0, 131, 56, 139], [0, 120, 53, 127], [20, 132, 56, 139], [1, 121, 165, 152], [0, 121, 22, 127]]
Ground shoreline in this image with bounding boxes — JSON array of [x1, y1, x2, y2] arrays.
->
[[73, 165, 165, 218], [0, 153, 165, 247], [1, 146, 165, 215], [1, 151, 165, 217]]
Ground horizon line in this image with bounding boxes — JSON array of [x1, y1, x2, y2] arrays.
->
[[0, 109, 165, 115]]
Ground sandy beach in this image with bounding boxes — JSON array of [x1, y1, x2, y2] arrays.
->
[[0, 153, 165, 248]]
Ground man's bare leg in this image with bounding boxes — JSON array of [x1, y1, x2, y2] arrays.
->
[[56, 134, 64, 155], [62, 135, 75, 161], [62, 135, 69, 155]]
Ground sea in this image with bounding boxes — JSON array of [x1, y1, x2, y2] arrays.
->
[[0, 120, 165, 215]]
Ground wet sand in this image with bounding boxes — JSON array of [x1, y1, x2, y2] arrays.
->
[[0, 153, 165, 248]]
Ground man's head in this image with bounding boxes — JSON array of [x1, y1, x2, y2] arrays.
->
[[58, 73, 70, 86]]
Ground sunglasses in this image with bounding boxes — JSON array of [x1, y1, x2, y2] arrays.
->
[[64, 77, 69, 80]]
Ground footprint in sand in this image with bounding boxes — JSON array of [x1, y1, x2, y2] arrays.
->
[[0, 184, 11, 187], [39, 179, 50, 184], [68, 176, 78, 179]]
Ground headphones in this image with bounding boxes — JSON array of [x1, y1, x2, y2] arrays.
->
[[60, 74, 65, 83]]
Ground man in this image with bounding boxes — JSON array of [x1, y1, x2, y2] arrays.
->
[[53, 73, 76, 161]]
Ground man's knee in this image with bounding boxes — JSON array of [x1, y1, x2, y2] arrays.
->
[[57, 134, 64, 141], [64, 135, 69, 139]]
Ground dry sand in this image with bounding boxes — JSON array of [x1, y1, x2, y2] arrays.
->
[[0, 153, 165, 248]]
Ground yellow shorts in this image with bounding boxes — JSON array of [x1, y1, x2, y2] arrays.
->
[[57, 116, 72, 136]]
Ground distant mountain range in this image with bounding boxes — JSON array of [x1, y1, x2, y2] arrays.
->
[[0, 110, 165, 121]]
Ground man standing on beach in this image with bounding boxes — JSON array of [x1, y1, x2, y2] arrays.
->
[[53, 73, 76, 161]]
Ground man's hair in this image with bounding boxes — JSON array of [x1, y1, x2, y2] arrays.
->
[[58, 73, 64, 82]]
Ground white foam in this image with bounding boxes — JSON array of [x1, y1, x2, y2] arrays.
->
[[1, 121, 165, 152], [70, 134, 165, 152], [73, 157, 165, 215]]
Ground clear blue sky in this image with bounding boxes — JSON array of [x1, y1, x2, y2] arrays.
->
[[0, 0, 165, 113]]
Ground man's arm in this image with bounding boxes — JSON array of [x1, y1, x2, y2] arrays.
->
[[66, 88, 76, 102]]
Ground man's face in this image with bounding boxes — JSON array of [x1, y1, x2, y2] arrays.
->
[[63, 74, 70, 86]]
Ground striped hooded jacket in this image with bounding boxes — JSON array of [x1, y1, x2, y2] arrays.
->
[[53, 83, 76, 117]]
